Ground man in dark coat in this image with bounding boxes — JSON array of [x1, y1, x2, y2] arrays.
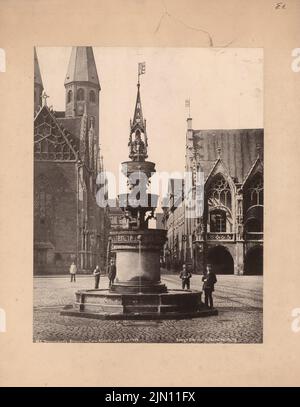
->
[[202, 263, 217, 309], [179, 263, 192, 290], [108, 259, 116, 289]]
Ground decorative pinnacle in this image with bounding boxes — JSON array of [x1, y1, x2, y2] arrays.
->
[[90, 116, 95, 129]]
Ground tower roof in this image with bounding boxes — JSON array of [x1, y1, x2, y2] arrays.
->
[[34, 47, 44, 88], [64, 47, 100, 89]]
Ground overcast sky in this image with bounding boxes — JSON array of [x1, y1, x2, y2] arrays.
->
[[36, 47, 263, 177]]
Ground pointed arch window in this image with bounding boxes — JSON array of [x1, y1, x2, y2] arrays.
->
[[207, 174, 232, 210], [89, 90, 96, 103], [67, 90, 73, 103], [207, 174, 232, 233], [245, 173, 263, 210], [77, 88, 85, 101], [244, 173, 264, 234], [34, 176, 53, 231]]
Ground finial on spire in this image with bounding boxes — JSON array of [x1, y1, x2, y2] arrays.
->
[[90, 116, 94, 129], [217, 145, 222, 159], [42, 91, 49, 106]]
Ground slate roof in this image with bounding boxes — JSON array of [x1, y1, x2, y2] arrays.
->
[[56, 117, 82, 140], [192, 128, 264, 183]]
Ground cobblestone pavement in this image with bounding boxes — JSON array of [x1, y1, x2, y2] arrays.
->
[[33, 274, 263, 343]]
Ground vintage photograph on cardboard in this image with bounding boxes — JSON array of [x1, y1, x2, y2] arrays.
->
[[33, 47, 263, 343]]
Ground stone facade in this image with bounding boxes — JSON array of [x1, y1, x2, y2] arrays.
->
[[107, 206, 125, 230], [163, 118, 264, 275], [34, 47, 109, 275]]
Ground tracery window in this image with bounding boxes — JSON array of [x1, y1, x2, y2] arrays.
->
[[34, 120, 78, 161], [207, 174, 232, 233], [207, 175, 232, 210], [245, 173, 263, 209], [34, 178, 53, 251], [244, 173, 264, 233], [34, 176, 53, 226]]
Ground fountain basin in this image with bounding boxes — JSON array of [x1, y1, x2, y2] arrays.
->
[[121, 160, 156, 178], [61, 289, 218, 320]]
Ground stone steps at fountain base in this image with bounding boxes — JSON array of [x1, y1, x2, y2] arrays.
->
[[61, 307, 218, 320], [75, 303, 206, 315], [76, 302, 124, 314], [62, 288, 218, 320], [124, 306, 159, 314]]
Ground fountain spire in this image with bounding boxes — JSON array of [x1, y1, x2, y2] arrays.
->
[[132, 83, 145, 132], [129, 67, 148, 161]]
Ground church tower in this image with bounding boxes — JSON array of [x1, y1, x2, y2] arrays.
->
[[34, 47, 44, 114], [64, 47, 100, 139]]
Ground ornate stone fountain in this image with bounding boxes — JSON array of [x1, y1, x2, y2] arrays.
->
[[62, 75, 217, 320]]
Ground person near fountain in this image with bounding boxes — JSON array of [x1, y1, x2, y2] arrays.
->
[[202, 263, 217, 309], [93, 265, 101, 289], [179, 264, 192, 290], [69, 261, 77, 283], [108, 259, 116, 289]]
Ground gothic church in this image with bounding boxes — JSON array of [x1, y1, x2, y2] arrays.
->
[[34, 47, 108, 274]]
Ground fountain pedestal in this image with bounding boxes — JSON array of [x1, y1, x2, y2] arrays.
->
[[110, 229, 167, 294]]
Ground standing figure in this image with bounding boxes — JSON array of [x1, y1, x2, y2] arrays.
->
[[69, 261, 77, 283], [93, 265, 101, 289], [202, 263, 217, 309], [179, 264, 192, 290], [131, 130, 146, 161], [108, 259, 116, 289]]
